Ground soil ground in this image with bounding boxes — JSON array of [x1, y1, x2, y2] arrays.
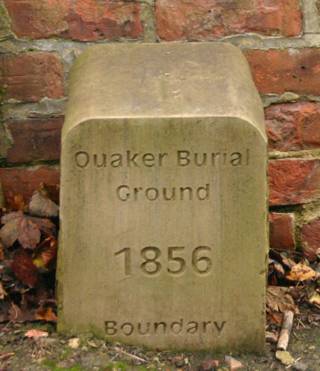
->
[[0, 318, 319, 371]]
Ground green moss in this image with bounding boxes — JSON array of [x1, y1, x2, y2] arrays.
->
[[42, 359, 84, 371], [0, 86, 6, 102], [60, 347, 74, 361], [105, 361, 128, 371], [0, 2, 13, 41]]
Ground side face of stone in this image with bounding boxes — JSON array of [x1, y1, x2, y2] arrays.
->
[[58, 115, 267, 351]]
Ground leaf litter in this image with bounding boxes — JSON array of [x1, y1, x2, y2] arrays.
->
[[0, 185, 58, 323]]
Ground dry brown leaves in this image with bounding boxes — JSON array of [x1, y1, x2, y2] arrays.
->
[[24, 329, 48, 339], [286, 263, 319, 282], [267, 286, 299, 315], [267, 248, 320, 340], [29, 187, 59, 218], [0, 211, 55, 250], [0, 185, 59, 323]]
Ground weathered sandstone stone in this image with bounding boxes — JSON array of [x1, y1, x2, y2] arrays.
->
[[58, 43, 268, 351]]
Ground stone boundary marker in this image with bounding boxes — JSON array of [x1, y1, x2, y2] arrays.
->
[[57, 43, 268, 351]]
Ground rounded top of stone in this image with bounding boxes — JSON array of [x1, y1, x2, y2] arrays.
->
[[64, 42, 265, 141]]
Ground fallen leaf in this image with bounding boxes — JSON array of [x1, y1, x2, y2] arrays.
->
[[268, 311, 283, 325], [0, 212, 20, 247], [275, 350, 295, 366], [302, 243, 318, 262], [33, 237, 57, 269], [0, 281, 7, 300], [286, 263, 319, 282], [11, 194, 26, 211], [87, 340, 99, 348], [225, 356, 244, 370], [8, 303, 22, 322], [25, 329, 48, 339], [68, 337, 80, 349], [266, 331, 279, 344], [35, 306, 57, 322], [273, 261, 285, 276], [18, 217, 41, 250], [0, 242, 4, 260], [267, 286, 299, 314], [29, 189, 59, 218], [309, 291, 320, 308], [11, 250, 39, 287], [198, 359, 220, 370], [0, 211, 55, 249], [269, 259, 285, 279], [280, 254, 296, 269], [38, 183, 60, 205]]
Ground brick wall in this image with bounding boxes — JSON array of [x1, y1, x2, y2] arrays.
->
[[1, 0, 320, 259]]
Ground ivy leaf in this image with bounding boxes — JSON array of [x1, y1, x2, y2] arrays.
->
[[11, 250, 39, 288]]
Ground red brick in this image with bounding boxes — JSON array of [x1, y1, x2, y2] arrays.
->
[[156, 0, 302, 41], [245, 49, 320, 96], [0, 53, 64, 102], [269, 212, 295, 250], [301, 217, 320, 262], [0, 167, 60, 206], [7, 117, 63, 163], [3, 0, 143, 41], [268, 159, 320, 206], [265, 102, 320, 151]]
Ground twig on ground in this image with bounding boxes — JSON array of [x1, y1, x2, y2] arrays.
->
[[114, 347, 147, 363], [277, 310, 294, 351]]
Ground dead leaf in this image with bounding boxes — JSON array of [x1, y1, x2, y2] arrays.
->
[[25, 329, 48, 339], [8, 303, 22, 322], [225, 356, 244, 370], [275, 350, 294, 366], [18, 217, 41, 250], [35, 306, 57, 322], [30, 217, 56, 237], [269, 259, 285, 277], [0, 301, 10, 322], [199, 359, 220, 370], [11, 250, 39, 287], [33, 237, 57, 269], [0, 281, 7, 300], [29, 189, 59, 218], [0, 243, 4, 260], [11, 194, 26, 211], [303, 244, 318, 262], [309, 291, 320, 308], [280, 254, 296, 269], [0, 212, 20, 247], [268, 311, 283, 325], [286, 263, 319, 282], [0, 211, 55, 249], [266, 331, 279, 344], [38, 183, 60, 205], [68, 338, 80, 349], [267, 286, 299, 314]]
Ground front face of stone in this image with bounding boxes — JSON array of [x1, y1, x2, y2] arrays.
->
[[59, 116, 267, 351]]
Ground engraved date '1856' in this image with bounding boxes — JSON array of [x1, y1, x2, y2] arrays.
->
[[114, 246, 213, 276]]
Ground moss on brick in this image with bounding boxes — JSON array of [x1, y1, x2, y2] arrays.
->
[[0, 1, 13, 41]]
